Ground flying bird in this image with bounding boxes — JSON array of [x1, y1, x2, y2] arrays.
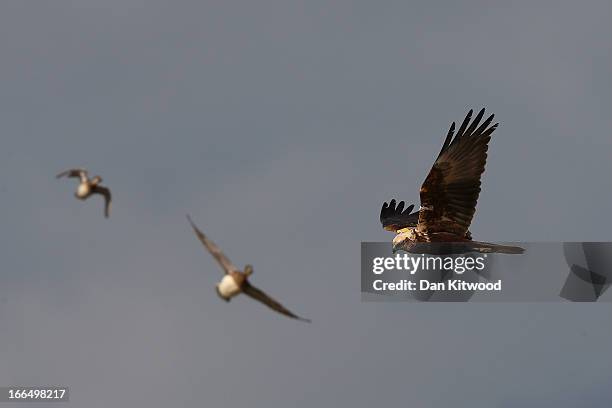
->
[[186, 215, 310, 322], [380, 108, 523, 255], [56, 168, 111, 218]]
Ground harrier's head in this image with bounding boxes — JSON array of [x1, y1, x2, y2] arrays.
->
[[392, 229, 414, 253], [91, 175, 103, 185]]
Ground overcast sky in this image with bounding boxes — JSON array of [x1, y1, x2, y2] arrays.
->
[[1, 1, 612, 407]]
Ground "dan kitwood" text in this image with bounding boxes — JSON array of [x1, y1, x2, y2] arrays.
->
[[372, 279, 502, 292]]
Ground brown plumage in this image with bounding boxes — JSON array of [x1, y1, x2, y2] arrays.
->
[[381, 109, 523, 254], [186, 215, 310, 322], [380, 199, 472, 239]]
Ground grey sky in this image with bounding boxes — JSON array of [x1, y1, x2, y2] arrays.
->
[[1, 1, 612, 407]]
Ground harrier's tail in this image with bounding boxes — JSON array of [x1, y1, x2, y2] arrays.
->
[[471, 242, 525, 255]]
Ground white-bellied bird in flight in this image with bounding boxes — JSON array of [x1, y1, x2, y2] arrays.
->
[[57, 168, 112, 218], [187, 215, 310, 322]]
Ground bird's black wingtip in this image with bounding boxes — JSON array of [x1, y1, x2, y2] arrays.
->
[[380, 199, 398, 222], [380, 199, 397, 222]]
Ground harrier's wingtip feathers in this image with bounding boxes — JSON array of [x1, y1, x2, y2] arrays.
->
[[380, 199, 420, 231], [464, 108, 486, 136], [456, 110, 473, 138], [439, 121, 456, 157]]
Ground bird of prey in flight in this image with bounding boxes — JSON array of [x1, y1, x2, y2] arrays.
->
[[187, 215, 310, 322], [57, 168, 112, 218], [380, 108, 523, 255]]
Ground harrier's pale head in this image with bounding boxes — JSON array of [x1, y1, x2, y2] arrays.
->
[[392, 229, 414, 253]]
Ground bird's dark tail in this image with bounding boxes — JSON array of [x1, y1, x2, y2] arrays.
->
[[470, 242, 525, 255]]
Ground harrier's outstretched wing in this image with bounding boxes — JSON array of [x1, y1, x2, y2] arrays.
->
[[91, 185, 112, 218], [242, 282, 311, 322], [56, 168, 88, 182], [417, 108, 497, 238], [380, 199, 420, 232], [186, 215, 239, 274]]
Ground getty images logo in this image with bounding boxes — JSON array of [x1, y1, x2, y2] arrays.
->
[[372, 253, 487, 275]]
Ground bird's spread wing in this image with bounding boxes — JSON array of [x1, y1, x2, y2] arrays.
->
[[417, 108, 498, 238], [91, 185, 112, 218], [56, 168, 87, 182], [380, 199, 420, 232], [242, 282, 311, 322], [186, 215, 239, 274]]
